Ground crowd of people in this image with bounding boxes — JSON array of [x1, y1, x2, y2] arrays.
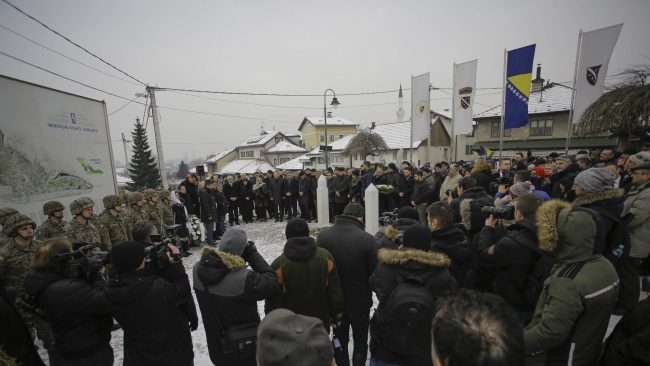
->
[[1, 145, 649, 366]]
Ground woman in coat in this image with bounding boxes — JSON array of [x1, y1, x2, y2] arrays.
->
[[253, 177, 269, 222], [239, 178, 255, 223]]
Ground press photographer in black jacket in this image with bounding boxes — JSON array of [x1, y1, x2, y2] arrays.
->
[[476, 193, 545, 325], [24, 238, 113, 366]]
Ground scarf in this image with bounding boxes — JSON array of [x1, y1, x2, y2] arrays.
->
[[171, 190, 192, 232], [253, 182, 265, 190]]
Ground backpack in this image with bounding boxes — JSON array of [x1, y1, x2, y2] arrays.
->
[[379, 273, 435, 356], [509, 230, 559, 307], [591, 208, 631, 272]]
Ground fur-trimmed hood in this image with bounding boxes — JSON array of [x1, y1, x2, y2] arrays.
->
[[571, 186, 624, 209], [197, 246, 246, 286], [378, 248, 450, 267], [471, 162, 493, 174], [537, 200, 571, 252], [382, 218, 421, 240]]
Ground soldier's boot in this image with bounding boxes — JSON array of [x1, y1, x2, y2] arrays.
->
[[47, 350, 65, 366]]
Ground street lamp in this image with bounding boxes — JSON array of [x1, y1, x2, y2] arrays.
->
[[324, 89, 340, 170]]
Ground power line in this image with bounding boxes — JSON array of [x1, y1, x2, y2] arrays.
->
[[108, 96, 140, 116], [0, 0, 147, 86], [154, 86, 408, 97]]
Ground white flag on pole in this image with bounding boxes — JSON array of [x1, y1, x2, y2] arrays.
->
[[452, 60, 478, 135], [411, 72, 430, 142], [572, 23, 623, 124]]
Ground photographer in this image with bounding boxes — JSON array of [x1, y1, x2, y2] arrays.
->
[[449, 177, 494, 240], [427, 202, 472, 287], [374, 207, 421, 250], [104, 240, 195, 365], [193, 228, 280, 365], [494, 171, 550, 206], [476, 193, 545, 325], [24, 238, 113, 366], [439, 163, 462, 201]]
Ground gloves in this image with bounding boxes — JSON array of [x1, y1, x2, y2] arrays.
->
[[241, 241, 257, 260]]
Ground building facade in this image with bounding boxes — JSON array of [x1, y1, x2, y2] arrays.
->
[[297, 113, 360, 151]]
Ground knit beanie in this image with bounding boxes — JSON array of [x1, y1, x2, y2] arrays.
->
[[111, 241, 146, 275], [217, 227, 248, 256], [509, 181, 532, 197], [343, 203, 365, 217], [402, 224, 431, 251], [628, 151, 650, 166], [285, 218, 310, 239], [440, 168, 449, 175], [574, 169, 616, 193], [397, 207, 420, 221]]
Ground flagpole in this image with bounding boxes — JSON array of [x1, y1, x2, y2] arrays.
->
[[410, 74, 414, 163], [565, 30, 584, 155], [451, 63, 456, 162], [427, 82, 431, 166], [499, 48, 507, 161]]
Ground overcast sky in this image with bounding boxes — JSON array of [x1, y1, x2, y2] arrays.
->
[[1, 0, 648, 163]]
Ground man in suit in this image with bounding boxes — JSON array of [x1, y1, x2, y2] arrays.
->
[[223, 175, 241, 225]]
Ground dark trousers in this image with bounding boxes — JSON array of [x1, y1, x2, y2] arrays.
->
[[285, 202, 297, 219], [217, 213, 226, 235], [329, 202, 336, 223], [273, 203, 284, 220], [204, 220, 215, 246], [228, 201, 239, 224], [63, 343, 114, 366], [388, 194, 399, 213], [338, 312, 370, 366], [618, 257, 641, 310], [310, 199, 318, 220], [335, 202, 348, 215], [255, 205, 267, 220], [299, 204, 311, 220], [266, 204, 274, 218]]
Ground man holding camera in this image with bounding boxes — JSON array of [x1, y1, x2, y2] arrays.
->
[[35, 201, 67, 241], [104, 240, 195, 365], [439, 163, 462, 202], [476, 193, 545, 324], [62, 197, 101, 244], [0, 214, 59, 364], [449, 177, 494, 240], [193, 228, 280, 365], [25, 238, 114, 366]]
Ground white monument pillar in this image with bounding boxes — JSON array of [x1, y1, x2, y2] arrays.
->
[[317, 175, 329, 228], [365, 184, 379, 234]]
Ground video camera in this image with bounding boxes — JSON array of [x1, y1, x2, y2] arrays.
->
[[482, 206, 516, 221], [54, 241, 110, 280], [490, 170, 515, 194], [145, 225, 189, 271], [379, 209, 399, 227]]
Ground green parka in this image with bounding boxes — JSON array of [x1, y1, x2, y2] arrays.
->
[[524, 200, 619, 366], [621, 181, 650, 258]]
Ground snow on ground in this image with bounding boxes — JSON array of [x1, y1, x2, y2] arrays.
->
[[35, 219, 645, 365]]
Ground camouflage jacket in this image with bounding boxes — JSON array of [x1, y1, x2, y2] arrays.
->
[[144, 202, 164, 231], [62, 218, 101, 244], [0, 234, 8, 249], [0, 239, 38, 299], [161, 202, 174, 227], [34, 218, 68, 241], [97, 209, 127, 251], [125, 206, 147, 240]]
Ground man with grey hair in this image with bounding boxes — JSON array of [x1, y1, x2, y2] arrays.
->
[[439, 163, 462, 201], [551, 155, 581, 199]]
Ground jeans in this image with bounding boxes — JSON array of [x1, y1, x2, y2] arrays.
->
[[370, 357, 400, 366], [338, 312, 370, 366], [415, 204, 427, 225], [217, 214, 226, 235], [205, 220, 215, 246]]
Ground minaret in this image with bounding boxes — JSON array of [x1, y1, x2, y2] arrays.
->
[[396, 84, 405, 122]]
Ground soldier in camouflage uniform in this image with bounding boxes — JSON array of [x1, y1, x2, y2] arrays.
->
[[160, 189, 175, 227], [61, 197, 101, 245], [144, 189, 165, 233], [125, 192, 147, 240], [96, 195, 127, 251], [34, 201, 67, 241], [0, 207, 19, 248], [0, 214, 58, 359]]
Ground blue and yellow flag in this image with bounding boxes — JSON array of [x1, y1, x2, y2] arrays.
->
[[479, 146, 494, 159], [504, 44, 536, 129]]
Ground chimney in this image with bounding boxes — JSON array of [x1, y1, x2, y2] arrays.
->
[[371, 122, 376, 129], [327, 111, 332, 118], [531, 64, 545, 92]]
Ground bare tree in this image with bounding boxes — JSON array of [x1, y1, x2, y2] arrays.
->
[[340, 128, 390, 160]]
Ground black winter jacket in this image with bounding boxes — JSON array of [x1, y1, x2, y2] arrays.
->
[[200, 187, 218, 223], [317, 216, 378, 314], [180, 179, 200, 216], [470, 163, 493, 191], [239, 181, 255, 211], [269, 177, 288, 203], [551, 163, 581, 199], [476, 218, 544, 310], [298, 176, 312, 205], [411, 179, 430, 205], [103, 262, 194, 366], [599, 297, 650, 366], [571, 187, 624, 243], [450, 187, 494, 237], [333, 174, 351, 204], [374, 218, 421, 250], [24, 271, 111, 361], [430, 223, 472, 287], [285, 178, 299, 207], [369, 248, 456, 365], [193, 247, 280, 365], [398, 175, 415, 207], [0, 287, 45, 366]]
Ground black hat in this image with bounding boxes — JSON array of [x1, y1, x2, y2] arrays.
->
[[577, 150, 589, 155], [388, 163, 397, 171], [623, 147, 638, 155], [352, 169, 360, 176], [343, 203, 364, 217], [421, 167, 431, 173], [403, 224, 431, 251], [534, 158, 547, 166], [285, 218, 310, 239], [397, 207, 420, 221], [548, 152, 559, 158], [111, 241, 146, 275]]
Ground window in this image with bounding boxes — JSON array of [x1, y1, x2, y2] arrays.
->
[[245, 151, 254, 157], [274, 136, 283, 143], [504, 129, 511, 137], [240, 152, 245, 157], [354, 154, 359, 161], [370, 155, 376, 161], [318, 157, 324, 164], [465, 145, 473, 155], [530, 120, 553, 136], [393, 151, 398, 160], [320, 135, 325, 142], [491, 122, 500, 137], [274, 159, 277, 165], [403, 150, 408, 160], [304, 161, 313, 166], [330, 135, 334, 142], [339, 134, 344, 140], [259, 150, 264, 157], [443, 148, 448, 160]]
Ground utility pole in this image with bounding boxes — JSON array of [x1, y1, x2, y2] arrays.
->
[[148, 87, 169, 189], [121, 133, 131, 169]]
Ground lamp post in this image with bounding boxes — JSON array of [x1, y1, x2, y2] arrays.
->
[[323, 89, 340, 170]]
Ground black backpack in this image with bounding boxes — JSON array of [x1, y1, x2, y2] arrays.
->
[[509, 230, 559, 307], [379, 273, 435, 356], [589, 208, 631, 272]]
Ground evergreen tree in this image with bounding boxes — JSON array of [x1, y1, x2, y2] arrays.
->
[[177, 160, 190, 179], [127, 118, 161, 190]]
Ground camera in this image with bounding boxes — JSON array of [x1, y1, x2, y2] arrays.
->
[[55, 241, 110, 280], [490, 170, 515, 194], [482, 206, 516, 221], [379, 209, 399, 227], [145, 227, 188, 271], [394, 234, 404, 246]]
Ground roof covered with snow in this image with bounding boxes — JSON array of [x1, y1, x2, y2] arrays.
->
[[474, 83, 572, 119], [216, 159, 276, 175], [238, 131, 283, 147], [205, 148, 236, 163], [276, 155, 306, 170], [433, 110, 453, 120], [265, 142, 306, 153], [189, 164, 208, 174], [298, 116, 359, 131], [306, 134, 356, 155]]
